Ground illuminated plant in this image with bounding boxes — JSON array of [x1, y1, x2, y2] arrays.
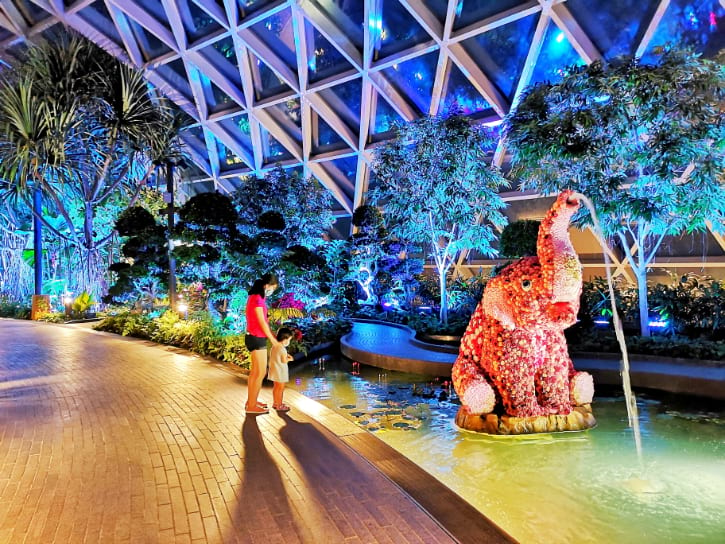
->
[[505, 48, 725, 336], [372, 111, 509, 324]]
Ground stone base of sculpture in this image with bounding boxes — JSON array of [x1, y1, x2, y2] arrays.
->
[[455, 404, 596, 435]]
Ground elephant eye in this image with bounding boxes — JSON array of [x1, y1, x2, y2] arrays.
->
[[521, 279, 532, 291]]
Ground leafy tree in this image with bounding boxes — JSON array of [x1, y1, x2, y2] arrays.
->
[[347, 204, 386, 305], [0, 31, 187, 300], [377, 239, 424, 309], [505, 48, 725, 336], [172, 191, 256, 311], [371, 111, 509, 323], [0, 197, 33, 300], [106, 206, 168, 305], [233, 166, 334, 249], [499, 219, 540, 258]]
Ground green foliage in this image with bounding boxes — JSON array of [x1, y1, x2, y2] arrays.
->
[[505, 48, 725, 336], [576, 274, 724, 341], [578, 276, 639, 325], [371, 110, 509, 323], [568, 330, 724, 362], [233, 166, 334, 249], [499, 220, 540, 258], [116, 206, 159, 236], [37, 312, 66, 323], [94, 311, 251, 368], [106, 206, 168, 304], [649, 273, 725, 339], [173, 192, 257, 299], [446, 274, 488, 316], [0, 295, 31, 318], [506, 49, 725, 237], [71, 291, 94, 314], [0, 31, 188, 301], [352, 205, 384, 231], [94, 310, 352, 369]]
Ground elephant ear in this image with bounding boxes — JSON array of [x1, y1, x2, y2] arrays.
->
[[482, 284, 515, 330]]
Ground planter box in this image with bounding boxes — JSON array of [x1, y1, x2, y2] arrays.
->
[[31, 295, 50, 320]]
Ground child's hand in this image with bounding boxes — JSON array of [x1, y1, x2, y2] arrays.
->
[[286, 354, 294, 362]]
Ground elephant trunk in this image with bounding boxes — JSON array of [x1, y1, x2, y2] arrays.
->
[[538, 191, 582, 319]]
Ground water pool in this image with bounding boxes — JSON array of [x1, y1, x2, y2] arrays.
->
[[289, 358, 725, 544]]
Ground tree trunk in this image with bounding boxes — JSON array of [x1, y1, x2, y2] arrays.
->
[[32, 186, 43, 295], [637, 269, 650, 337], [166, 162, 176, 311], [439, 269, 448, 324]]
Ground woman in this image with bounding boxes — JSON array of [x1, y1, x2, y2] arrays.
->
[[244, 272, 280, 414]]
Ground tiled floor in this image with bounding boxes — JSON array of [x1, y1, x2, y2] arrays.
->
[[0, 320, 459, 544]]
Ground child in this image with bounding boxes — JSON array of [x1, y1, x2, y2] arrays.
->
[[268, 327, 295, 412]]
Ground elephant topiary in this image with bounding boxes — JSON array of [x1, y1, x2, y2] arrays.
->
[[452, 191, 595, 433]]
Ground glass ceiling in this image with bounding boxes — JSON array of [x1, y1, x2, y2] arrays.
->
[[0, 0, 721, 217]]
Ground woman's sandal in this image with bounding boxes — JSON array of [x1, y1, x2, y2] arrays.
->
[[245, 406, 268, 415], [273, 404, 291, 412], [256, 402, 268, 410]]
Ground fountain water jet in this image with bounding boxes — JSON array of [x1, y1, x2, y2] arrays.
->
[[575, 192, 643, 465]]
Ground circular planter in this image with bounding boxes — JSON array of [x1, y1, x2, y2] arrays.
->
[[455, 404, 596, 435], [415, 332, 462, 346]]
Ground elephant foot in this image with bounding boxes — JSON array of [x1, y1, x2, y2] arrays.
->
[[461, 381, 496, 415], [571, 372, 594, 405], [455, 404, 597, 435]]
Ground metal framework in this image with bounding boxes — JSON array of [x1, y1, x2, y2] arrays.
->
[[0, 0, 722, 278]]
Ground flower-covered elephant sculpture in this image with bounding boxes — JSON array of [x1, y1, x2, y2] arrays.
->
[[452, 191, 595, 434]]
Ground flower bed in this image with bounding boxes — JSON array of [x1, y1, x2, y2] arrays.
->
[[93, 310, 351, 370]]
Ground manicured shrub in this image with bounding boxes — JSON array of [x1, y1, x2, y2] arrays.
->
[[0, 296, 30, 318]]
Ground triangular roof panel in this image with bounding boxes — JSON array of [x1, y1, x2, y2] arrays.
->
[[371, 92, 406, 137], [529, 22, 586, 87], [307, 21, 356, 84], [182, 1, 225, 43], [381, 51, 439, 116], [566, 0, 662, 59], [461, 12, 539, 101], [641, 0, 725, 62], [375, 1, 433, 60], [453, 0, 530, 31], [441, 60, 493, 116], [249, 52, 293, 100], [249, 9, 297, 72]]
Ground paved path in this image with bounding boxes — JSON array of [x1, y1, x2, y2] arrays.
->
[[0, 319, 457, 544]]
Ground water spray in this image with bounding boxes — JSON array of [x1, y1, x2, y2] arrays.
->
[[573, 192, 643, 465]]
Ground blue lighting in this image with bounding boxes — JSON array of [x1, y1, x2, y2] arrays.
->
[[649, 320, 668, 328], [555, 31, 565, 43], [593, 319, 610, 325]]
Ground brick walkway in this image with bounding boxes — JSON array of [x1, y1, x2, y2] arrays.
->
[[0, 319, 457, 544]]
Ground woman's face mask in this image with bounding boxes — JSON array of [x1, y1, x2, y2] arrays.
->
[[264, 286, 276, 297]]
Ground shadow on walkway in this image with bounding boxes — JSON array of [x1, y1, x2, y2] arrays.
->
[[232, 416, 307, 543], [277, 412, 406, 540]]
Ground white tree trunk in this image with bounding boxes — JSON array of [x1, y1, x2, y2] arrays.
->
[[439, 269, 448, 324], [636, 269, 650, 337]]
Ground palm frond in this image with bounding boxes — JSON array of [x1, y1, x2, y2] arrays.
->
[[268, 307, 305, 324]]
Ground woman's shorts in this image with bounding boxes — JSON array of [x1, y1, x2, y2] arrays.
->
[[245, 334, 268, 352]]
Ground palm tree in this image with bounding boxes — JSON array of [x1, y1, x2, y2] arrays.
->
[[0, 75, 76, 295], [0, 31, 189, 300]]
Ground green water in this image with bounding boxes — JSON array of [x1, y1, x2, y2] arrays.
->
[[289, 358, 725, 544]]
